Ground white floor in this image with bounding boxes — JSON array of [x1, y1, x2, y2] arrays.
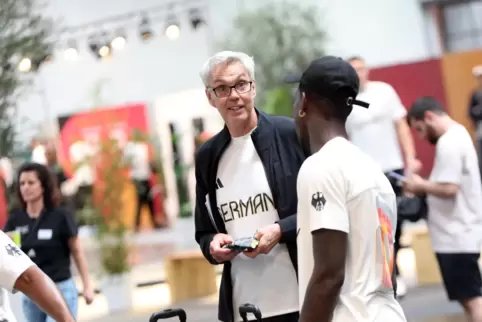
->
[[9, 219, 475, 321], [75, 248, 418, 321]]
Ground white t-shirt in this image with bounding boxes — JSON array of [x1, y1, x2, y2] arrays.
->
[[69, 141, 95, 186], [345, 81, 406, 173], [0, 289, 16, 322], [217, 134, 299, 321], [0, 158, 14, 188], [124, 142, 150, 181], [297, 137, 406, 322], [427, 123, 482, 253], [0, 231, 36, 322], [31, 145, 47, 165]]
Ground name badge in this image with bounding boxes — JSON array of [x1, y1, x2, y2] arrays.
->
[[38, 229, 53, 240], [18, 225, 29, 234]]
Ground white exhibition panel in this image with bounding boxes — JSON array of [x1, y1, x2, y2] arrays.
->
[[153, 88, 224, 223]]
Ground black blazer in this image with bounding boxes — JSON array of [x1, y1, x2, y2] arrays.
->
[[194, 108, 307, 321]]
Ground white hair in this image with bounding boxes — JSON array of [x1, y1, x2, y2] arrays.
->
[[199, 51, 255, 86]]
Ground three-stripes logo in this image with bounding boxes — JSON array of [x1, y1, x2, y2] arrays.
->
[[215, 178, 224, 190]]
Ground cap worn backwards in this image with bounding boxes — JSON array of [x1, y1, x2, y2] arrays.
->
[[285, 56, 369, 109]]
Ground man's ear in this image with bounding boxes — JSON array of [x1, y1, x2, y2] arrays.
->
[[205, 88, 216, 108], [300, 92, 309, 114], [424, 110, 435, 121], [252, 81, 256, 99]]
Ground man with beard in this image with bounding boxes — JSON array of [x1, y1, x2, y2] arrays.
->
[[288, 56, 406, 322], [404, 96, 482, 322]]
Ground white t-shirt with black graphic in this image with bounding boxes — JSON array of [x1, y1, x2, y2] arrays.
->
[[0, 231, 36, 322], [217, 134, 299, 321], [427, 123, 482, 253], [297, 137, 406, 322]]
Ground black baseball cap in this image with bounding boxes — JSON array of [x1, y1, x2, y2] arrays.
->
[[285, 56, 369, 109]]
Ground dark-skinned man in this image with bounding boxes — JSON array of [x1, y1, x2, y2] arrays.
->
[[287, 56, 407, 322]]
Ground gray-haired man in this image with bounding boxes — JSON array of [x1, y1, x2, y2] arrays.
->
[[194, 51, 306, 322]]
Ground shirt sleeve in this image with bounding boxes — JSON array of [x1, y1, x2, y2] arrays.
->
[[386, 84, 407, 121], [0, 231, 35, 293], [431, 136, 463, 185], [61, 209, 78, 239], [303, 164, 350, 234]]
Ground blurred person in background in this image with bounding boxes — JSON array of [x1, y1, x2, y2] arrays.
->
[[124, 141, 162, 231], [0, 230, 76, 322], [0, 157, 14, 229], [148, 161, 167, 228], [4, 162, 94, 322], [45, 143, 68, 193], [0, 158, 14, 190], [346, 56, 421, 297], [468, 65, 482, 177], [404, 97, 482, 322], [31, 139, 47, 165], [44, 143, 72, 214], [195, 51, 306, 322]]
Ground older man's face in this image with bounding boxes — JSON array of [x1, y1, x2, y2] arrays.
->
[[349, 59, 369, 89], [205, 61, 256, 126]]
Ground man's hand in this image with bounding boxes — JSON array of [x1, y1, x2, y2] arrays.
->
[[209, 233, 239, 263], [403, 174, 426, 195], [244, 224, 281, 258]]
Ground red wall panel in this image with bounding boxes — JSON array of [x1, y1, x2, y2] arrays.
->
[[369, 59, 447, 177]]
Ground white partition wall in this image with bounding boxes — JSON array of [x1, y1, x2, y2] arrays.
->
[[153, 89, 224, 223]]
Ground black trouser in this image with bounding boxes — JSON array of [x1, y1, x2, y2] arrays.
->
[[248, 312, 299, 322], [384, 168, 404, 277], [134, 180, 158, 229]]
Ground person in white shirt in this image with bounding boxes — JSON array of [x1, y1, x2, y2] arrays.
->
[[0, 230, 75, 322], [124, 141, 160, 231], [287, 56, 407, 322], [31, 140, 47, 165], [345, 56, 421, 297], [404, 96, 482, 322], [195, 51, 305, 322]]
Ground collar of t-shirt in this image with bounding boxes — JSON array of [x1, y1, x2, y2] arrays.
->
[[230, 127, 257, 144]]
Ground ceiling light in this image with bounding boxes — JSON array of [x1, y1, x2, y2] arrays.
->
[[18, 58, 32, 73], [111, 29, 127, 50], [165, 24, 180, 39], [139, 16, 153, 41]]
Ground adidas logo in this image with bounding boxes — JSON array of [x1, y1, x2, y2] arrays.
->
[[215, 178, 224, 190]]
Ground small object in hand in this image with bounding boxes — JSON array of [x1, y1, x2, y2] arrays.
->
[[223, 237, 259, 252]]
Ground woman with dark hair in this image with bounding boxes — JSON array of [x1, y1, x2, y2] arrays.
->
[[4, 162, 94, 321]]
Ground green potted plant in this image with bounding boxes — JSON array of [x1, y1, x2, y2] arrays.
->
[[90, 136, 133, 313], [263, 86, 294, 117]]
